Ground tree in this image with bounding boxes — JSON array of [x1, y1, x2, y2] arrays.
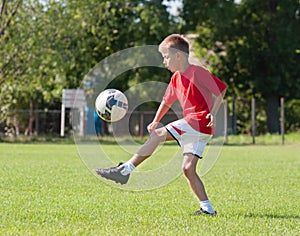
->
[[0, 0, 173, 135], [233, 0, 300, 133], [181, 0, 300, 133]]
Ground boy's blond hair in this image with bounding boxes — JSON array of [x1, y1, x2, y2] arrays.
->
[[159, 34, 190, 55]]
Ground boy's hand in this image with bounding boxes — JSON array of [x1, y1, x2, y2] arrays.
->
[[147, 121, 159, 133], [206, 113, 215, 127]]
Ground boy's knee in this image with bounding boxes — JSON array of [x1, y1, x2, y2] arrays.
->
[[182, 165, 189, 176], [149, 128, 167, 142], [182, 163, 194, 177], [182, 154, 197, 177]]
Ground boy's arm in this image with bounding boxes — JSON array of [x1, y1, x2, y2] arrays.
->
[[147, 101, 170, 133], [206, 89, 226, 127]]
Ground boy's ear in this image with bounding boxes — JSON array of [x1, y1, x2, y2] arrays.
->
[[176, 51, 187, 60], [175, 51, 181, 59]]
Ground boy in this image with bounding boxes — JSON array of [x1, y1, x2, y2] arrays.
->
[[96, 34, 226, 216]]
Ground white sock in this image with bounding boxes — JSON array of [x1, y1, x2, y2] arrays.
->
[[200, 200, 214, 214], [120, 162, 135, 175]]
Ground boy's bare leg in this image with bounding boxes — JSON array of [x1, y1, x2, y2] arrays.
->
[[182, 153, 215, 214], [128, 127, 174, 167], [96, 127, 174, 184], [182, 153, 208, 201]]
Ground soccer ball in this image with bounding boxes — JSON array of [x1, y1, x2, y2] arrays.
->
[[95, 89, 128, 122]]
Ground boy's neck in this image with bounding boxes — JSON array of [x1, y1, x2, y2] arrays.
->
[[179, 60, 190, 74]]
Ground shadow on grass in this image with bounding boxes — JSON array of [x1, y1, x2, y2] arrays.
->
[[243, 212, 300, 220]]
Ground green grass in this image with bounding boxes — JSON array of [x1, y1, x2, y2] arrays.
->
[[0, 143, 299, 235], [1, 132, 300, 145], [226, 132, 300, 145]]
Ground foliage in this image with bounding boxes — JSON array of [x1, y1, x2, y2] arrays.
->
[[0, 0, 173, 135], [285, 99, 300, 132], [1, 0, 299, 136], [181, 0, 300, 133]]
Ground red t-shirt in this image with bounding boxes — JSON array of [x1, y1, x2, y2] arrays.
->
[[162, 65, 227, 134]]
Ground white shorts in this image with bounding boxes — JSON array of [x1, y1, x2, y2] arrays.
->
[[165, 119, 212, 158]]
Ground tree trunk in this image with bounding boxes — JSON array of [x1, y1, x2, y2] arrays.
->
[[35, 103, 39, 135], [28, 99, 34, 136], [13, 114, 20, 136], [265, 94, 279, 133]]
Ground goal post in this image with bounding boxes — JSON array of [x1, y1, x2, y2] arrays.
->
[[60, 89, 86, 137]]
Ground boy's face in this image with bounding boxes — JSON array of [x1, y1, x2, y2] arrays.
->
[[160, 47, 180, 73]]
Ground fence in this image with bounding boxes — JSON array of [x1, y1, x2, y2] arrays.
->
[[0, 98, 289, 143], [0, 110, 67, 136], [0, 109, 179, 137], [0, 105, 227, 137]]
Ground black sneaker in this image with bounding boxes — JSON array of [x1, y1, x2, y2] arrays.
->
[[96, 162, 130, 185], [194, 208, 217, 216]]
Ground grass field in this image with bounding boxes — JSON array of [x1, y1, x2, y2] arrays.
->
[[0, 141, 299, 235]]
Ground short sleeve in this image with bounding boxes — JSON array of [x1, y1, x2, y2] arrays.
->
[[162, 72, 178, 106], [195, 67, 227, 96]]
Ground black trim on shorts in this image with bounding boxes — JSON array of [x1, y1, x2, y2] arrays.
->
[[165, 127, 181, 147], [183, 152, 203, 159]]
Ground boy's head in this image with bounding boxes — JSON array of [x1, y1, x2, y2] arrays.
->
[[159, 34, 190, 73], [159, 34, 190, 55]]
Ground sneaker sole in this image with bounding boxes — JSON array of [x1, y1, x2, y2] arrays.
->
[[96, 169, 129, 185]]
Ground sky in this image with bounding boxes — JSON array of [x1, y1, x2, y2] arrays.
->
[[163, 0, 242, 16], [163, 0, 183, 16]]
